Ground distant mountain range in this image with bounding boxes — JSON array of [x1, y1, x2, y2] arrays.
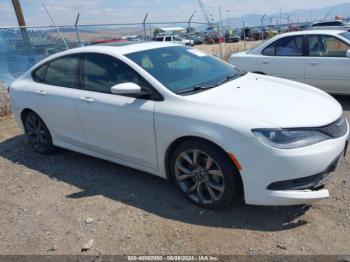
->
[[222, 2, 350, 28]]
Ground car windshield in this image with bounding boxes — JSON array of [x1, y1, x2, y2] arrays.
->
[[126, 46, 242, 94], [340, 32, 350, 42]]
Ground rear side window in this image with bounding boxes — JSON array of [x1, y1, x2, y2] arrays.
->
[[165, 36, 172, 41], [308, 35, 350, 57], [32, 64, 47, 83], [262, 36, 303, 56], [45, 55, 80, 88]]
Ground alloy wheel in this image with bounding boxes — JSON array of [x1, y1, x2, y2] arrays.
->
[[25, 114, 50, 152], [175, 149, 225, 205]]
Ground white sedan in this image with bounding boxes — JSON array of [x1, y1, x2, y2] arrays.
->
[[9, 42, 349, 209], [229, 30, 350, 94]]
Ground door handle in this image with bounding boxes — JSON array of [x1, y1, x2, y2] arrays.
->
[[310, 62, 318, 66], [262, 61, 270, 64], [79, 96, 94, 103], [35, 90, 47, 96]]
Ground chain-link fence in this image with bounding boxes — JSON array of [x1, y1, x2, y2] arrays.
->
[[0, 19, 290, 88], [0, 20, 266, 87], [0, 21, 212, 86]]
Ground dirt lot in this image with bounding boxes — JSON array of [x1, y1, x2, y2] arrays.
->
[[195, 41, 261, 60], [0, 40, 349, 258], [0, 95, 350, 255]]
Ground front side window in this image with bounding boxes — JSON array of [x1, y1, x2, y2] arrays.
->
[[82, 53, 150, 94], [262, 36, 303, 56], [45, 55, 80, 88], [308, 35, 350, 57], [165, 36, 172, 41], [126, 46, 242, 94]]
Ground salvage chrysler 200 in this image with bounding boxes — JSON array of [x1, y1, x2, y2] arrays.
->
[[9, 42, 349, 209]]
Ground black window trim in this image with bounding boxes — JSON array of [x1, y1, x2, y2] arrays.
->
[[79, 52, 164, 101], [32, 52, 164, 101], [261, 35, 307, 57], [305, 34, 350, 58], [31, 53, 82, 89]]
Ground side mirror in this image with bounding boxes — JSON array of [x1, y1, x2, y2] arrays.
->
[[111, 82, 142, 95], [347, 50, 350, 58]]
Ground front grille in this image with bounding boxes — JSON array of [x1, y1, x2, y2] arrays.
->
[[317, 116, 348, 138]]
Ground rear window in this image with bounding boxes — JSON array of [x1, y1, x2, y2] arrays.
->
[[312, 21, 344, 27], [340, 32, 350, 42]]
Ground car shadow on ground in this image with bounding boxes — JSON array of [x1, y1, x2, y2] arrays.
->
[[0, 134, 311, 232]]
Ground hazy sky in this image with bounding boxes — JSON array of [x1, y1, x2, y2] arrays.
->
[[1, 0, 350, 27]]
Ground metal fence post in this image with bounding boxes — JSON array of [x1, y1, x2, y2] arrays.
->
[[243, 20, 247, 51], [75, 13, 81, 47], [188, 13, 194, 46], [261, 14, 266, 41], [143, 13, 148, 41]]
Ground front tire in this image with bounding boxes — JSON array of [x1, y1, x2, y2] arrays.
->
[[23, 111, 56, 154], [169, 140, 242, 209]]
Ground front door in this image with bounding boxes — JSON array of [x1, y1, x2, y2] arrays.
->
[[258, 35, 306, 83], [76, 53, 158, 169]]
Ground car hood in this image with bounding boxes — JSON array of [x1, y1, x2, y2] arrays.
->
[[186, 73, 342, 128]]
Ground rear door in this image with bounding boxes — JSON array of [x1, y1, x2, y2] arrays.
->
[[258, 35, 306, 82], [32, 54, 86, 145], [305, 34, 350, 93]]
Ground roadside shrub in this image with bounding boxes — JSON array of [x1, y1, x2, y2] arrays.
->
[[0, 82, 10, 117]]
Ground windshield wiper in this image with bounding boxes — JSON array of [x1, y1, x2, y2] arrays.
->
[[176, 73, 246, 95], [217, 73, 245, 86], [176, 84, 218, 95]]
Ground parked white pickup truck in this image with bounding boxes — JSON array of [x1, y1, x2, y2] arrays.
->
[[153, 35, 194, 46]]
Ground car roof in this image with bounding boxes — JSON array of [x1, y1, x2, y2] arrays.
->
[[277, 30, 346, 37], [54, 41, 182, 58], [30, 41, 184, 70]]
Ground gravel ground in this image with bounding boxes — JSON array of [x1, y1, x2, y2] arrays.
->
[[0, 96, 350, 255]]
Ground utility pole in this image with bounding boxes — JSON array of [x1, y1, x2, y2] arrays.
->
[[12, 0, 26, 26], [11, 0, 30, 47]]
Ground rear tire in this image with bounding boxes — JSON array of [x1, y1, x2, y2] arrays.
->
[[169, 140, 242, 209], [23, 111, 56, 154]]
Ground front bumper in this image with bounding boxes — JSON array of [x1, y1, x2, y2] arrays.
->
[[226, 124, 349, 206], [267, 154, 341, 191]]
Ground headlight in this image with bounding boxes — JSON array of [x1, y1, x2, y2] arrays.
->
[[252, 129, 330, 149]]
